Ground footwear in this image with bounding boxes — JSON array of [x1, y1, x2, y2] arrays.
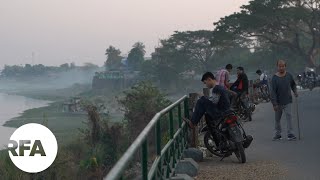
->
[[287, 134, 297, 141], [272, 135, 282, 141]]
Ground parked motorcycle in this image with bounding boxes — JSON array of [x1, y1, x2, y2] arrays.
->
[[301, 78, 315, 91], [257, 84, 270, 102], [202, 112, 253, 163], [306, 78, 315, 91], [232, 95, 254, 121]]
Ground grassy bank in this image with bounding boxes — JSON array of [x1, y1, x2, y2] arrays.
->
[[6, 83, 92, 101], [3, 101, 88, 144], [3, 83, 124, 145]]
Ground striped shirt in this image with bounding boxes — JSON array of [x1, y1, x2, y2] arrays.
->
[[216, 69, 229, 89]]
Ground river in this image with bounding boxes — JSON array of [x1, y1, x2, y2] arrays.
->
[[0, 92, 50, 150]]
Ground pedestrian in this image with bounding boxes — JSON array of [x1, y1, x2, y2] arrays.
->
[[270, 60, 298, 141]]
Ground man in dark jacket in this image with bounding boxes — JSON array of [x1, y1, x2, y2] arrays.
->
[[183, 72, 231, 128], [230, 67, 249, 108], [271, 60, 298, 141]]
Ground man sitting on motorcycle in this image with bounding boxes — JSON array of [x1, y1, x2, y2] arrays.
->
[[255, 69, 270, 97], [256, 69, 268, 87], [183, 72, 231, 128], [230, 67, 249, 109]]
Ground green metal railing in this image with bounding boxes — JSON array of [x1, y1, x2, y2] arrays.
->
[[104, 95, 189, 180]]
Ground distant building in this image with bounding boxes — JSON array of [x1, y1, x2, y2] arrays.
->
[[92, 70, 139, 90], [63, 97, 82, 112]]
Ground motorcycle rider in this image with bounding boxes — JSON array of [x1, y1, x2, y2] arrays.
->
[[230, 67, 249, 111], [256, 69, 268, 87], [255, 69, 270, 98], [183, 72, 231, 128]]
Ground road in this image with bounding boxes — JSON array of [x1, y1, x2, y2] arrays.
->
[[197, 88, 320, 180]]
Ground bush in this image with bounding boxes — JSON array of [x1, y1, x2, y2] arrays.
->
[[117, 81, 171, 141]]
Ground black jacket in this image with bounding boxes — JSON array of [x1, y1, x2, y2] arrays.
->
[[231, 73, 249, 93]]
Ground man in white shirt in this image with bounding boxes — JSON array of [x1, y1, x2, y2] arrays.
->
[[256, 69, 268, 86]]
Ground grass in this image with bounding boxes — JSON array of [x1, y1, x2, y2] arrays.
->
[[3, 101, 88, 145], [8, 83, 92, 101], [3, 84, 125, 145], [0, 82, 179, 179]]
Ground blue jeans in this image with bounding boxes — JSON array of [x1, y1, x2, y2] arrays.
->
[[191, 96, 221, 125]]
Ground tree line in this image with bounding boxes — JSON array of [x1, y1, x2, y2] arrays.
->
[[1, 62, 99, 78], [104, 0, 320, 84]]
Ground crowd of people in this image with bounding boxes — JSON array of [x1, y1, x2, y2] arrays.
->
[[184, 59, 299, 141]]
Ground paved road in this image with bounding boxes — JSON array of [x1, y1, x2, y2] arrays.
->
[[198, 88, 320, 180]]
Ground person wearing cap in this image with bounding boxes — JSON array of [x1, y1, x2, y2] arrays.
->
[[183, 72, 231, 128]]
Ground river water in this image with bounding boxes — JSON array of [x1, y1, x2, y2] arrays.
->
[[0, 92, 50, 150]]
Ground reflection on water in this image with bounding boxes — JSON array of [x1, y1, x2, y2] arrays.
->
[[0, 93, 50, 150]]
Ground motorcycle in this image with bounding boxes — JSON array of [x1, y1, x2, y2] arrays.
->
[[201, 112, 253, 163], [253, 80, 270, 103], [232, 95, 254, 121], [301, 78, 315, 91], [306, 78, 315, 91], [257, 84, 270, 102]]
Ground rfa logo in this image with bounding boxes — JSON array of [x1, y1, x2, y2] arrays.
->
[[8, 123, 58, 173]]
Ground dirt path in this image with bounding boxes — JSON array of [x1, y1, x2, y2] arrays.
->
[[196, 157, 288, 180]]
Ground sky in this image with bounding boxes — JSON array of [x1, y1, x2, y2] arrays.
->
[[0, 0, 249, 68]]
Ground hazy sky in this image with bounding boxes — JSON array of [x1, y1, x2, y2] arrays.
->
[[0, 0, 249, 67]]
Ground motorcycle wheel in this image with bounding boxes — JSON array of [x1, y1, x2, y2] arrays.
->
[[204, 131, 228, 157], [234, 142, 246, 163]]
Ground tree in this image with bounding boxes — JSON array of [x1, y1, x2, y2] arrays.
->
[[32, 64, 46, 75], [167, 30, 217, 72], [60, 63, 70, 71], [127, 42, 146, 70], [105, 46, 122, 70], [140, 30, 218, 90], [118, 81, 171, 141], [82, 63, 99, 71], [213, 0, 320, 69], [1, 65, 24, 77], [147, 39, 190, 88], [70, 62, 76, 69]]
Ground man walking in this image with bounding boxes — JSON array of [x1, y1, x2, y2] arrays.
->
[[271, 60, 298, 141]]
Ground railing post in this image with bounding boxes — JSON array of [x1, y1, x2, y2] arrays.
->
[[169, 110, 175, 171], [155, 120, 162, 179], [203, 88, 210, 97], [156, 121, 161, 155], [188, 93, 198, 148], [169, 110, 174, 138], [184, 99, 189, 119], [142, 140, 148, 180], [178, 104, 182, 128]]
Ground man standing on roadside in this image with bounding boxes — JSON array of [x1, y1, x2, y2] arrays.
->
[[271, 60, 298, 141]]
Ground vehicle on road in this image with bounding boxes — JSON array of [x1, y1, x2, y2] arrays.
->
[[202, 111, 253, 163]]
